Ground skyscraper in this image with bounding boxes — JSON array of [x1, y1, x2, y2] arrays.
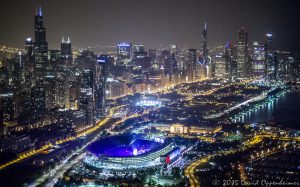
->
[[117, 42, 131, 59], [45, 75, 56, 110], [200, 22, 209, 78], [169, 45, 178, 55], [61, 37, 72, 60], [95, 56, 107, 119], [55, 75, 68, 108], [79, 69, 94, 125], [264, 33, 276, 80], [76, 51, 106, 124], [195, 56, 203, 79], [133, 44, 146, 59], [201, 22, 208, 58], [0, 90, 14, 122], [225, 41, 232, 79], [236, 27, 249, 79], [252, 41, 265, 77], [162, 49, 172, 75], [11, 53, 24, 91], [214, 53, 226, 78], [34, 6, 48, 83], [25, 38, 34, 57], [30, 85, 46, 120], [0, 66, 9, 87], [276, 52, 294, 81], [148, 49, 157, 63], [186, 49, 197, 82]]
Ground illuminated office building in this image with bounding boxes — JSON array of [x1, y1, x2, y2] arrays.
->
[[117, 42, 131, 59], [30, 85, 46, 120], [25, 38, 34, 56], [186, 49, 197, 81], [264, 33, 277, 80], [214, 54, 226, 78], [236, 28, 249, 79], [33, 7, 48, 83], [95, 55, 107, 119], [252, 41, 265, 77], [201, 22, 208, 58]]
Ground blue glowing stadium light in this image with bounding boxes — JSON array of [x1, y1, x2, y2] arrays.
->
[[154, 137, 165, 143], [133, 148, 138, 156]]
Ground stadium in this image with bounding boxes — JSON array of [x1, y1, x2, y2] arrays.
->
[[84, 134, 178, 170]]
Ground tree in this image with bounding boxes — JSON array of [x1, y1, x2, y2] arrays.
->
[[171, 167, 181, 179]]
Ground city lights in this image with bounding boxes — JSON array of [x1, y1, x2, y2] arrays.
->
[[0, 1, 299, 186]]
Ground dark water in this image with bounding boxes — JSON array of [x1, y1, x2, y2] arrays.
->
[[232, 91, 300, 129]]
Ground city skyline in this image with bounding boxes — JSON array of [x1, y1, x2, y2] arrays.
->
[[0, 1, 300, 186], [0, 0, 300, 51]]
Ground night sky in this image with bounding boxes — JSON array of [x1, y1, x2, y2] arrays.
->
[[0, 0, 300, 51]]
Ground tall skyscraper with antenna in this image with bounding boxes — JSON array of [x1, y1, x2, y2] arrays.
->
[[200, 22, 210, 78], [201, 22, 208, 58], [34, 6, 48, 83]]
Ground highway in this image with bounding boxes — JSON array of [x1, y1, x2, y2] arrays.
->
[[0, 106, 120, 171], [28, 106, 158, 186], [0, 78, 208, 185], [184, 155, 213, 187], [184, 148, 239, 187], [0, 78, 297, 186], [204, 91, 269, 119], [0, 144, 52, 170], [184, 134, 300, 187]]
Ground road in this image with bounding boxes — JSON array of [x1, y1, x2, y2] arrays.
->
[[184, 134, 300, 187], [28, 117, 112, 186], [184, 155, 213, 187], [29, 106, 157, 186], [0, 106, 122, 171], [0, 79, 207, 185]]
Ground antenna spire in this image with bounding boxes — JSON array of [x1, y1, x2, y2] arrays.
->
[[38, 6, 42, 16]]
